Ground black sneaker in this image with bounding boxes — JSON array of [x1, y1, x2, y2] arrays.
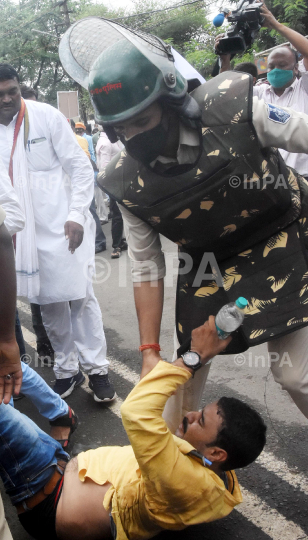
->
[[53, 370, 85, 399], [37, 341, 55, 366], [120, 239, 128, 251], [88, 373, 116, 402]]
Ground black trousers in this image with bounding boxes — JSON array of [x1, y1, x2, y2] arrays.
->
[[110, 197, 123, 249], [30, 303, 50, 345], [15, 310, 26, 357]]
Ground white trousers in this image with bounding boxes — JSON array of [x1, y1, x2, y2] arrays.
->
[[94, 185, 108, 222], [41, 280, 109, 379], [163, 327, 308, 433], [0, 496, 12, 540]]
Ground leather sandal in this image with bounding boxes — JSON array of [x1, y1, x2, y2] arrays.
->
[[111, 247, 121, 259], [49, 406, 78, 449]]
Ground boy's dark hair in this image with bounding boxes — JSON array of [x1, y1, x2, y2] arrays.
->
[[234, 62, 258, 79], [0, 63, 19, 82], [20, 85, 38, 100], [215, 397, 266, 471]]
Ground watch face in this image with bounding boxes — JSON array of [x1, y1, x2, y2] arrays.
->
[[183, 352, 200, 367]]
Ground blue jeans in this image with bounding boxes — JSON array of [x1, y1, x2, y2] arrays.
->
[[90, 196, 106, 251], [0, 403, 69, 505], [20, 362, 68, 421]]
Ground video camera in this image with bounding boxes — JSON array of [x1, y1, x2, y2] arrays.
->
[[215, 0, 264, 55]]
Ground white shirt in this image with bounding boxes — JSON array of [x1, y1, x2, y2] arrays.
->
[[120, 96, 308, 282], [253, 59, 308, 176], [0, 100, 95, 303], [0, 155, 25, 235], [96, 132, 123, 171], [0, 113, 15, 170]]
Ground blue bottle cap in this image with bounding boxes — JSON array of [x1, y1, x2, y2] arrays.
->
[[235, 297, 248, 309]]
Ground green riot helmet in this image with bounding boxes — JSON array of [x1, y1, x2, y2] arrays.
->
[[59, 17, 190, 127], [88, 38, 187, 126]]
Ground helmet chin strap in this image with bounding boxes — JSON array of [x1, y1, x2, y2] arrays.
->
[[103, 125, 119, 143], [164, 93, 202, 130]]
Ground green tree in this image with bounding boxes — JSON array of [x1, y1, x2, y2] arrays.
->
[[186, 0, 308, 77], [0, 0, 73, 104]]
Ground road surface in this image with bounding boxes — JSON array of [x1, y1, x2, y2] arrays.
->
[[3, 224, 308, 540]]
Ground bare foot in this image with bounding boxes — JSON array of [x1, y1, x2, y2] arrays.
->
[[50, 425, 71, 443]]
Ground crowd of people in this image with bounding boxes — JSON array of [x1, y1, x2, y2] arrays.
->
[[0, 2, 307, 540]]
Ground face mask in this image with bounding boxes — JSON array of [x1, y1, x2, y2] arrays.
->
[[267, 68, 294, 88], [121, 118, 169, 164]]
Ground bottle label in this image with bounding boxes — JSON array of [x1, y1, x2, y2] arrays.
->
[[215, 324, 230, 340]]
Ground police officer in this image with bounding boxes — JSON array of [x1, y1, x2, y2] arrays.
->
[[61, 19, 308, 431]]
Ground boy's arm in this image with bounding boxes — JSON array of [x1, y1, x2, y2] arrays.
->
[[121, 319, 230, 509]]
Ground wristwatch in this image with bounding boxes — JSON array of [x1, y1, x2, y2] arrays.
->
[[181, 351, 203, 372]]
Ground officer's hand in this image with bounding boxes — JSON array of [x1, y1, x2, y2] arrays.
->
[[260, 2, 279, 30], [0, 340, 22, 404], [190, 316, 231, 364], [64, 221, 84, 254]]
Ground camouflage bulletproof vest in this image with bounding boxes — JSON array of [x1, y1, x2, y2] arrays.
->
[[101, 71, 308, 353]]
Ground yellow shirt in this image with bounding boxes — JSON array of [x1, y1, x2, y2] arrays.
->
[[75, 134, 90, 158], [78, 362, 242, 540]]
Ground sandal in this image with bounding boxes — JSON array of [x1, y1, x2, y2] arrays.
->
[[49, 406, 78, 449], [111, 247, 121, 259]]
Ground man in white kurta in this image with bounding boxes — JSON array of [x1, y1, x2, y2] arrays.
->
[[0, 63, 116, 402]]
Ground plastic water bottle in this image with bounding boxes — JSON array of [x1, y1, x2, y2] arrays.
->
[[215, 297, 248, 339]]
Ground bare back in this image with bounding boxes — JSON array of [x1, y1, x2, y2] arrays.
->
[[56, 457, 113, 540]]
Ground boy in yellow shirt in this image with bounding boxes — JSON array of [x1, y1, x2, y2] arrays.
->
[[1, 318, 266, 540]]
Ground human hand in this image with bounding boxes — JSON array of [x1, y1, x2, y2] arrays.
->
[[0, 340, 22, 404], [140, 348, 163, 380], [190, 316, 231, 364], [64, 221, 84, 254], [260, 2, 279, 30], [215, 33, 231, 58]]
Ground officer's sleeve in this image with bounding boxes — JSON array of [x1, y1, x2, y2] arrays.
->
[[120, 204, 166, 282], [252, 96, 308, 154]]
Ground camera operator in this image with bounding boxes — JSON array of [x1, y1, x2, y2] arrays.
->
[[254, 3, 308, 178], [216, 3, 308, 178]]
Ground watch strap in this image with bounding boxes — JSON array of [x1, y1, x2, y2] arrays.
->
[[181, 351, 203, 371]]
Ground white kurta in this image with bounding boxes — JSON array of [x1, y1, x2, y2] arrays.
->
[[0, 100, 95, 304], [0, 155, 25, 235]]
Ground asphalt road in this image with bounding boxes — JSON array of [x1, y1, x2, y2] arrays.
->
[[2, 223, 308, 540]]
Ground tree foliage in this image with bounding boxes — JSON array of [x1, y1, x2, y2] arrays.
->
[[0, 0, 306, 115], [0, 0, 69, 103]]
